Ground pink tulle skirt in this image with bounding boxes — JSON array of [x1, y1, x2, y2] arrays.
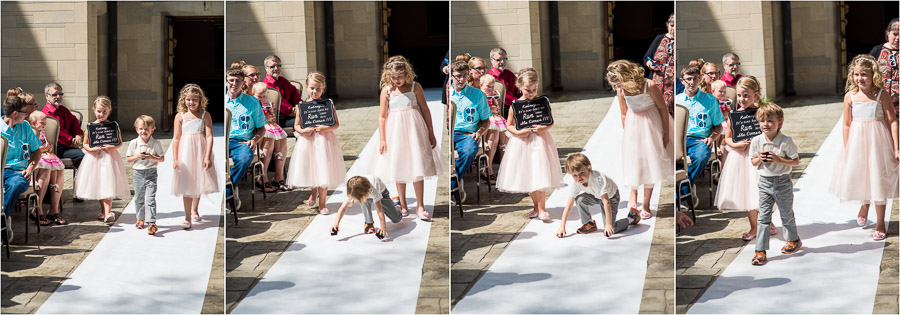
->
[[715, 146, 760, 210], [171, 133, 220, 197], [829, 119, 899, 204], [37, 153, 64, 171], [495, 131, 564, 193], [488, 115, 507, 131], [286, 131, 347, 188], [73, 148, 130, 200], [264, 123, 287, 140], [621, 107, 674, 187], [368, 106, 444, 184]]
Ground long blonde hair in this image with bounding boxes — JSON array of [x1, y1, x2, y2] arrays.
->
[[177, 84, 208, 113], [606, 60, 647, 94], [379, 56, 417, 89], [845, 54, 885, 94]]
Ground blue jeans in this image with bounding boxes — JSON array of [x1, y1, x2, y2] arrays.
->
[[3, 169, 28, 217], [228, 139, 254, 197], [452, 131, 478, 188], [685, 136, 711, 185]]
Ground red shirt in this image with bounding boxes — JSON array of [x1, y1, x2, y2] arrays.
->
[[41, 101, 83, 147], [488, 67, 521, 107], [721, 72, 742, 87], [263, 74, 303, 117]]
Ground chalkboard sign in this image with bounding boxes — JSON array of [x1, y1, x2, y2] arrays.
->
[[87, 121, 121, 147], [511, 96, 553, 130], [729, 108, 761, 143], [297, 99, 336, 129]]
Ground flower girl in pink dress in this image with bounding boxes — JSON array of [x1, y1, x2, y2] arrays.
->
[[829, 54, 899, 240], [368, 56, 444, 221], [495, 68, 564, 222], [171, 84, 219, 229], [286, 72, 347, 214], [606, 60, 674, 220], [74, 96, 130, 223]]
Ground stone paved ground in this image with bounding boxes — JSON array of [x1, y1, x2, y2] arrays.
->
[[675, 96, 899, 314], [0, 130, 226, 314], [225, 97, 450, 314], [450, 91, 675, 313]]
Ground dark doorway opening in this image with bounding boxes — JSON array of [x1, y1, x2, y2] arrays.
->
[[611, 1, 673, 65], [386, 1, 449, 88], [844, 1, 898, 58], [167, 17, 224, 128]]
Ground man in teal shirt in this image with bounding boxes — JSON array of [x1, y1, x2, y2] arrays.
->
[[225, 68, 266, 205], [2, 95, 41, 218], [449, 60, 491, 200]]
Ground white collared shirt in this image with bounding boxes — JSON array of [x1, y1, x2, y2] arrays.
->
[[127, 136, 165, 170], [749, 132, 799, 176]]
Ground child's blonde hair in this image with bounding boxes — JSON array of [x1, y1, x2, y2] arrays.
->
[[28, 111, 46, 130], [479, 74, 496, 89], [564, 153, 592, 174], [845, 54, 885, 94], [134, 115, 155, 129], [177, 84, 208, 113], [250, 82, 268, 96], [756, 102, 784, 123], [380, 56, 417, 89], [515, 67, 539, 90], [710, 80, 727, 91], [606, 60, 646, 94], [93, 96, 112, 112], [346, 176, 372, 204], [306, 71, 327, 90]]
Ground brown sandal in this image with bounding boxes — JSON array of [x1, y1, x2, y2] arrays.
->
[[47, 214, 68, 225], [30, 210, 51, 226]]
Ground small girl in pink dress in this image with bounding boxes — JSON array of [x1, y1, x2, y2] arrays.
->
[[479, 74, 507, 184], [606, 60, 673, 219], [286, 72, 347, 214], [28, 110, 64, 226], [829, 54, 899, 240], [495, 68, 564, 222], [171, 84, 219, 229], [250, 82, 288, 192], [74, 96, 130, 223]]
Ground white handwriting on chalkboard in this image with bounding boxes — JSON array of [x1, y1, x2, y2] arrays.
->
[[88, 122, 121, 148], [298, 99, 336, 129]]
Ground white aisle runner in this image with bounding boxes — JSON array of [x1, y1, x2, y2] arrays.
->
[[231, 89, 444, 314], [454, 101, 661, 314], [688, 120, 894, 313], [37, 126, 226, 314]]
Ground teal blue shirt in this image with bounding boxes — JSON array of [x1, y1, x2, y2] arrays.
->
[[2, 120, 41, 171], [450, 85, 491, 133], [677, 90, 724, 138], [227, 92, 267, 141]]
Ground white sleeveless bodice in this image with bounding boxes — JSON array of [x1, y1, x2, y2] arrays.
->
[[624, 81, 656, 112], [182, 112, 205, 134], [389, 82, 418, 110], [851, 90, 885, 121]]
